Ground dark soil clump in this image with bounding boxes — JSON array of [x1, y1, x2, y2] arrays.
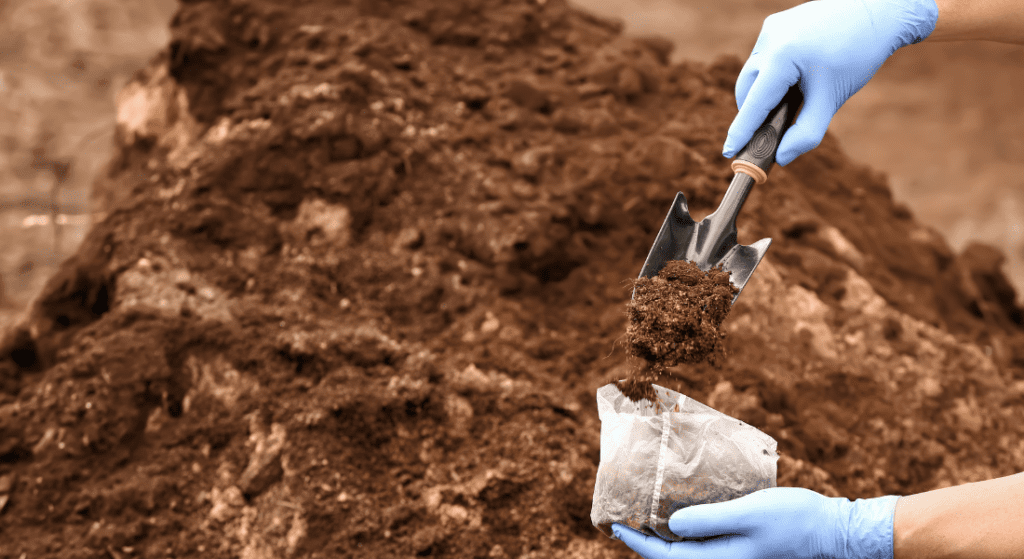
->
[[620, 261, 737, 401], [616, 366, 659, 403]]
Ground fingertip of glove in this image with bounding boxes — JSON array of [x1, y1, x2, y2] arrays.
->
[[667, 512, 688, 536], [776, 146, 801, 166], [667, 520, 681, 537], [775, 137, 806, 166]]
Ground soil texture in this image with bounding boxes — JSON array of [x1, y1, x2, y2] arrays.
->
[[621, 260, 736, 401], [3, 0, 1024, 558]]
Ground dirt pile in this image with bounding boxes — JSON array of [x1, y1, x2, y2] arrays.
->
[[3, 0, 1024, 557]]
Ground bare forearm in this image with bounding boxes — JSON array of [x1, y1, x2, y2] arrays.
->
[[927, 0, 1024, 43], [894, 472, 1024, 559]]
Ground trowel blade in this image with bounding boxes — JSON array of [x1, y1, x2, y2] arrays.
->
[[634, 191, 771, 303], [717, 237, 771, 302], [636, 192, 697, 281]]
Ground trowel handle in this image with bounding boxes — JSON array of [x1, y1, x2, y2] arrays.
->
[[731, 85, 804, 185]]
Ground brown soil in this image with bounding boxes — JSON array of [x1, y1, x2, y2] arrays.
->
[[3, 0, 1024, 557], [620, 260, 737, 402], [615, 365, 659, 404]]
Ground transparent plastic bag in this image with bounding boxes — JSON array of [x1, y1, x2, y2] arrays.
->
[[591, 382, 778, 541]]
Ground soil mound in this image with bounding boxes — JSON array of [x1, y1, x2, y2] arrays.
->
[[3, 0, 1024, 557]]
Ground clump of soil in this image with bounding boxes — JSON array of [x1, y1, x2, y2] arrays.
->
[[616, 367, 660, 403], [619, 261, 737, 402]]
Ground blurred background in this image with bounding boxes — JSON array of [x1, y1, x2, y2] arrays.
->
[[1, 0, 1022, 327], [0, 0, 177, 325]]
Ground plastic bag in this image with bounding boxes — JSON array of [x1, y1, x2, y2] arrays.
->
[[591, 382, 778, 541]]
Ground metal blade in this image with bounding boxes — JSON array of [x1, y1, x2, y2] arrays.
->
[[718, 237, 771, 302], [636, 192, 696, 280], [633, 190, 772, 304]]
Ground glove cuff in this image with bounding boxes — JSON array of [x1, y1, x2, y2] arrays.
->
[[864, 0, 938, 48], [840, 494, 900, 559], [895, 0, 940, 45]]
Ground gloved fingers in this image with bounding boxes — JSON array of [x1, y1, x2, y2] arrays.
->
[[668, 496, 763, 538], [667, 534, 752, 559], [613, 523, 750, 559], [735, 20, 773, 111], [733, 54, 760, 111], [613, 524, 674, 559], [722, 61, 798, 157], [774, 89, 834, 166]]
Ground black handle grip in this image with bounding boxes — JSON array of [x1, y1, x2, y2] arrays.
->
[[734, 85, 803, 179]]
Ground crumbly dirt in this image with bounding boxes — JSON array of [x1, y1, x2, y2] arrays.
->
[[620, 261, 737, 402], [615, 364, 660, 404], [3, 0, 1024, 557]]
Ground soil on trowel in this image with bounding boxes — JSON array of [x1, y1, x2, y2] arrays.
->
[[619, 261, 737, 402]]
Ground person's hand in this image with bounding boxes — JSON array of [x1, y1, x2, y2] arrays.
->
[[724, 0, 938, 166], [612, 487, 899, 559]]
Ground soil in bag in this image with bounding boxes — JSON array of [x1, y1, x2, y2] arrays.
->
[[619, 260, 738, 402], [591, 383, 778, 541]]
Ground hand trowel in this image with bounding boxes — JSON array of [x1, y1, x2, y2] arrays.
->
[[635, 85, 803, 303]]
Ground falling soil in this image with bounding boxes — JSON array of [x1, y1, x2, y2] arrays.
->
[[619, 261, 737, 402], [615, 365, 660, 404], [3, 0, 1024, 557]]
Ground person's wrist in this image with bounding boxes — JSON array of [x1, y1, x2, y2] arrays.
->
[[831, 494, 900, 559]]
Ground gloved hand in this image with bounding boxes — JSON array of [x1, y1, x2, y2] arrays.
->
[[723, 0, 938, 166], [612, 487, 899, 559]]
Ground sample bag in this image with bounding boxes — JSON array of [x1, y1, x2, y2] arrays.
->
[[591, 382, 778, 541]]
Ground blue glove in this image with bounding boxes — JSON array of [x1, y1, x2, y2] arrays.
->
[[612, 487, 899, 559], [723, 0, 938, 166]]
